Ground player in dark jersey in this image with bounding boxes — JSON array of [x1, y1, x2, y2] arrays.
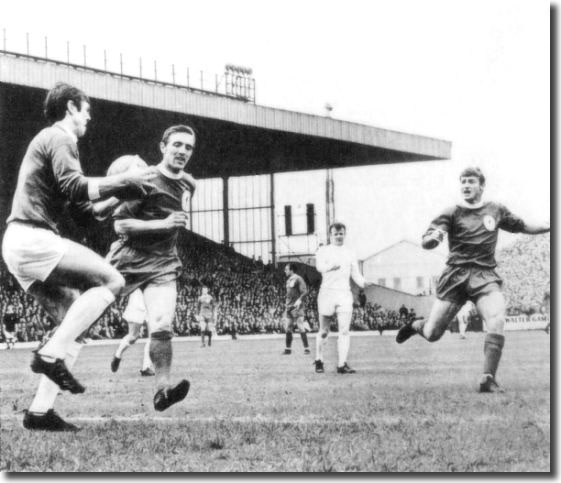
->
[[1, 82, 157, 431], [396, 167, 550, 392], [3, 305, 18, 350], [106, 124, 196, 411], [197, 286, 216, 347], [282, 263, 310, 355]]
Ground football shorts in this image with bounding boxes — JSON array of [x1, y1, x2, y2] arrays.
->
[[284, 312, 305, 332], [317, 289, 353, 316], [437, 265, 502, 305], [2, 223, 69, 291]]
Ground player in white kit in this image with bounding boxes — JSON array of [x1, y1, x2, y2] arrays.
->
[[314, 222, 372, 374]]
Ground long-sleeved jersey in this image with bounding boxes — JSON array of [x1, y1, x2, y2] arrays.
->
[[7, 124, 91, 234], [423, 201, 525, 268], [315, 244, 365, 291]]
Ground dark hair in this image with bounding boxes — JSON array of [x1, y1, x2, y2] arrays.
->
[[161, 125, 196, 146], [43, 83, 90, 124], [329, 222, 346, 234], [459, 167, 485, 186], [287, 263, 297, 273]]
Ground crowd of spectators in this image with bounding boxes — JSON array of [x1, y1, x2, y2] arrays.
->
[[0, 230, 550, 343], [497, 233, 550, 316]]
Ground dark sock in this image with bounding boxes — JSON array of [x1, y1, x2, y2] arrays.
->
[[150, 332, 173, 390], [301, 333, 309, 348], [285, 332, 293, 349], [207, 332, 212, 346], [483, 333, 505, 377]]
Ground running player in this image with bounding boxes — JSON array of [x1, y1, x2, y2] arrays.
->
[[3, 304, 18, 350], [111, 289, 155, 376], [2, 82, 157, 431], [197, 286, 216, 348], [314, 222, 373, 374], [282, 263, 310, 355], [107, 124, 196, 411], [396, 167, 550, 392]]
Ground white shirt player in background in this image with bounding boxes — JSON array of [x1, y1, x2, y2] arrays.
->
[[457, 301, 476, 339], [314, 222, 374, 374], [111, 289, 155, 376]]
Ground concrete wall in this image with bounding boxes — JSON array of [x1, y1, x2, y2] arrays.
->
[[364, 284, 435, 318]]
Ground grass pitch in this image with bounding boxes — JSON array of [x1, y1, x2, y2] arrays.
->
[[0, 331, 550, 472]]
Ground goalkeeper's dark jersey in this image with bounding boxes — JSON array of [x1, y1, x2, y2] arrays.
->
[[424, 202, 525, 268]]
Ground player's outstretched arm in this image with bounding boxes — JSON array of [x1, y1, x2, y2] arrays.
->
[[350, 260, 366, 289], [521, 220, 550, 235], [114, 211, 188, 235], [89, 166, 159, 201], [422, 228, 445, 249], [90, 197, 121, 221]]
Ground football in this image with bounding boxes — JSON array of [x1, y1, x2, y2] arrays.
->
[[107, 155, 148, 175]]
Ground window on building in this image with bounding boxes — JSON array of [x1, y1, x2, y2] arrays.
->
[[417, 276, 424, 289], [378, 278, 386, 287], [393, 277, 401, 290]]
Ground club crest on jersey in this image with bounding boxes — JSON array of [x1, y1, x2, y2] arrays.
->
[[483, 215, 496, 231], [181, 191, 191, 212]]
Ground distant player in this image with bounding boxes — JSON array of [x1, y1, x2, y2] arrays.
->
[[2, 82, 157, 431], [396, 167, 550, 392], [197, 286, 216, 347], [3, 304, 18, 350], [282, 263, 310, 355], [107, 124, 196, 411], [111, 289, 155, 376], [314, 222, 373, 374], [457, 301, 476, 339]]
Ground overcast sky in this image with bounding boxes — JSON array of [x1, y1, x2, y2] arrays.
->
[[1, 0, 552, 259]]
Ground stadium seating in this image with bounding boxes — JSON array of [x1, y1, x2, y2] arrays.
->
[[0, 231, 550, 342]]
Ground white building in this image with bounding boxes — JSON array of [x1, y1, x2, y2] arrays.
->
[[360, 240, 446, 296]]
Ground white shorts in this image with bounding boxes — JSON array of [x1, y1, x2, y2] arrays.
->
[[4, 331, 16, 341], [2, 223, 69, 291], [317, 289, 353, 316], [122, 289, 146, 325]]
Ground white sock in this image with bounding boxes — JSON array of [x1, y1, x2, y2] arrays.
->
[[337, 312, 352, 367], [115, 335, 133, 359], [142, 338, 152, 370], [29, 341, 82, 414], [39, 287, 115, 359]]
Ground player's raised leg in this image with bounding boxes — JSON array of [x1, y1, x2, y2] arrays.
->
[[475, 288, 506, 393], [25, 284, 82, 431], [144, 281, 189, 411], [32, 241, 124, 393], [397, 298, 460, 343]]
